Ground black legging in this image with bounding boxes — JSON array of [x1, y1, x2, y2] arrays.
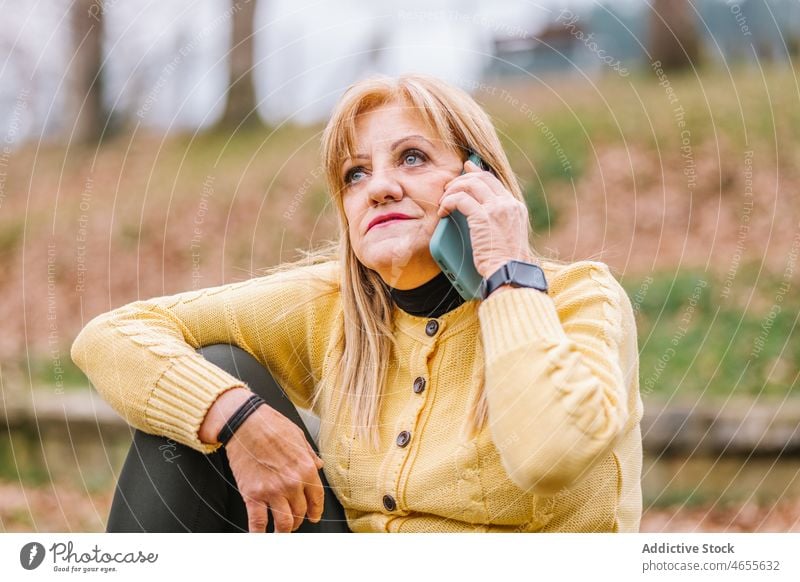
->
[[106, 344, 352, 533]]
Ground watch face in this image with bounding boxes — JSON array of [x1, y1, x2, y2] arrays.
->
[[481, 260, 549, 299], [508, 261, 548, 292]]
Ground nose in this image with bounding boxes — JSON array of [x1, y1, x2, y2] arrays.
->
[[366, 165, 403, 205]]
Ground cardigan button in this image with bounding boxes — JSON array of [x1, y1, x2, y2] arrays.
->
[[412, 376, 426, 394], [396, 430, 411, 448], [382, 494, 397, 512], [425, 320, 439, 336]]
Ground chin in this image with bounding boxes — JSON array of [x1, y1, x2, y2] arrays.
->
[[359, 248, 418, 273]]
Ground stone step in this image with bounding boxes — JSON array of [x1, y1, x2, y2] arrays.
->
[[2, 387, 321, 446], [641, 398, 800, 457]]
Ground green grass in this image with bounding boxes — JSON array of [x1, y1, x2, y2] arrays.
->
[[523, 182, 560, 232], [0, 220, 23, 254], [623, 267, 799, 399], [645, 487, 716, 508], [27, 355, 89, 390], [0, 430, 52, 485]]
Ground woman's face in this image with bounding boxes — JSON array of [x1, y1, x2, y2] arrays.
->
[[340, 101, 464, 290]]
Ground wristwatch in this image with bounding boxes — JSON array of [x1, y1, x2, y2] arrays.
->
[[479, 259, 548, 300]]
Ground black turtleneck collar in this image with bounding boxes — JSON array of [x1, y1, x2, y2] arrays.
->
[[388, 270, 466, 318]]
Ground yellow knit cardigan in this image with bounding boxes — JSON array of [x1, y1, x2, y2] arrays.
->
[[71, 259, 643, 533]]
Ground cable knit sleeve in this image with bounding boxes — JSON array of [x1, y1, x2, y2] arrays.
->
[[477, 260, 636, 496], [70, 262, 340, 454]]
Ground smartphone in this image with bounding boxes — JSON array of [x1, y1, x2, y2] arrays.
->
[[429, 152, 487, 301]]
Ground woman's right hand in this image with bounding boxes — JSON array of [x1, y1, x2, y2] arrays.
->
[[199, 387, 326, 532]]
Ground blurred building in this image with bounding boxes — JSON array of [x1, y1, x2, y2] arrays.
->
[[486, 0, 800, 79]]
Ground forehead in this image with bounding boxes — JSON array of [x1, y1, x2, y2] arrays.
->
[[352, 102, 439, 146]]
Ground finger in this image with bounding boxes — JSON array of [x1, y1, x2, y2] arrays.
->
[[438, 191, 483, 219], [304, 474, 326, 523], [270, 497, 295, 533], [465, 162, 508, 196], [245, 499, 269, 533], [286, 480, 308, 532], [303, 438, 324, 468], [464, 159, 486, 174], [442, 174, 495, 203]]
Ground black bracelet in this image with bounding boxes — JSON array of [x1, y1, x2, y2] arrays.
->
[[216, 393, 266, 446]]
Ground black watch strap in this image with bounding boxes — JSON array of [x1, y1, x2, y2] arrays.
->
[[480, 260, 548, 300], [216, 393, 266, 446]]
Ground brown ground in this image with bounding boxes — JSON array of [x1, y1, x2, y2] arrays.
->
[[641, 500, 800, 532]]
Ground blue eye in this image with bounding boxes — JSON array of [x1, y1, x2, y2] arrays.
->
[[344, 167, 366, 185], [402, 149, 426, 166]]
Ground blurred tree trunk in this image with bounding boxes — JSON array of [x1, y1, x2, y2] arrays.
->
[[217, 0, 261, 129], [649, 0, 700, 71], [68, 0, 107, 143]]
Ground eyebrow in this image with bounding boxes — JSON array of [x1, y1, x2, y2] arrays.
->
[[345, 135, 436, 164]]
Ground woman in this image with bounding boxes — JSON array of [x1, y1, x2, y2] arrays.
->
[[71, 73, 643, 533]]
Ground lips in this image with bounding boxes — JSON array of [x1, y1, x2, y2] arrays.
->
[[367, 213, 413, 231]]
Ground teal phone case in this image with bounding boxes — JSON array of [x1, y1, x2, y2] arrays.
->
[[429, 153, 486, 301]]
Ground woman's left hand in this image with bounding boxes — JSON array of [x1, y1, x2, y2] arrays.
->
[[437, 159, 535, 278]]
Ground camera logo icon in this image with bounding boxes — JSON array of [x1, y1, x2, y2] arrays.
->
[[20, 542, 46, 570]]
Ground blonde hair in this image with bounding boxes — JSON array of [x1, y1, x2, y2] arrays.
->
[[269, 74, 539, 450]]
